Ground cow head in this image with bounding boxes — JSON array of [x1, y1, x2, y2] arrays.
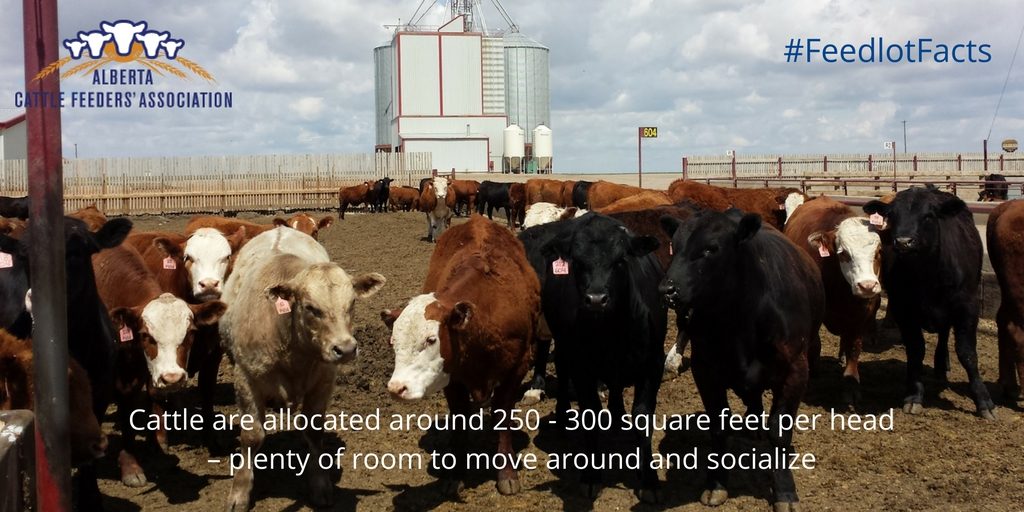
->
[[267, 264, 384, 364], [659, 210, 759, 310], [433, 177, 450, 200], [62, 217, 132, 298], [863, 187, 967, 255], [286, 214, 335, 240], [110, 294, 226, 390], [541, 214, 659, 313], [183, 227, 245, 301], [381, 293, 464, 401], [807, 217, 882, 298]]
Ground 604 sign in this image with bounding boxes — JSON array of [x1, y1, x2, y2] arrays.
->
[[640, 127, 658, 138]]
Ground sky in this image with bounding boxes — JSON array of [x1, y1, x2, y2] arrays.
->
[[1, 0, 1023, 172]]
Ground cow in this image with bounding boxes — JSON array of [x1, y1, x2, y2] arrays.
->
[[338, 181, 374, 219], [125, 232, 192, 299], [784, 196, 882, 406], [93, 244, 226, 486], [0, 196, 29, 219], [69, 203, 108, 231], [986, 199, 1024, 400], [0, 216, 132, 510], [450, 179, 480, 216], [134, 30, 169, 58], [863, 187, 996, 419], [595, 190, 672, 214], [185, 216, 279, 238], [389, 186, 420, 211], [282, 213, 334, 240], [667, 180, 733, 212], [0, 330, 107, 466], [177, 227, 246, 301], [586, 181, 646, 210], [418, 176, 456, 242], [159, 38, 184, 58], [101, 20, 147, 55], [76, 30, 112, 58], [719, 187, 791, 229], [522, 202, 586, 229], [0, 217, 26, 237], [219, 227, 385, 511], [559, 180, 577, 208], [63, 38, 88, 58], [382, 215, 539, 496], [572, 180, 593, 209], [475, 181, 515, 226], [371, 177, 395, 213], [535, 213, 667, 502], [509, 183, 527, 228], [525, 178, 565, 207], [978, 173, 1009, 202], [659, 209, 823, 511]]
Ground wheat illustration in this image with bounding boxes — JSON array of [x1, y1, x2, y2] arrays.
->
[[146, 60, 189, 79], [175, 56, 216, 83], [32, 56, 72, 82], [60, 57, 106, 79], [137, 59, 166, 77]]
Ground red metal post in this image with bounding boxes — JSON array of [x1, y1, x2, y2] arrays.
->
[[983, 139, 988, 171], [681, 157, 688, 179], [637, 128, 643, 188], [23, 0, 71, 510]]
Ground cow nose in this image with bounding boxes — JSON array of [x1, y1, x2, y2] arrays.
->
[[894, 237, 915, 251], [159, 371, 186, 387], [659, 281, 677, 298], [329, 343, 357, 362], [387, 380, 408, 399], [585, 293, 609, 309], [856, 280, 880, 296], [199, 278, 220, 290]]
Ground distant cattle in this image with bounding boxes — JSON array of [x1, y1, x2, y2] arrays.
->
[[535, 213, 666, 502], [185, 216, 280, 239], [450, 179, 480, 216], [476, 181, 515, 227], [509, 183, 527, 227], [864, 187, 995, 419], [281, 213, 334, 240], [785, 196, 882, 405], [371, 177, 395, 213], [595, 190, 672, 214], [418, 176, 456, 242], [522, 202, 586, 229], [69, 203, 108, 231], [660, 210, 822, 510], [338, 181, 374, 219], [559, 180, 577, 208], [572, 180, 593, 209], [389, 186, 420, 211], [0, 330, 107, 465], [978, 173, 1009, 201], [220, 227, 385, 510], [383, 215, 539, 496], [667, 180, 732, 211], [586, 181, 646, 210], [986, 199, 1024, 400], [0, 196, 29, 219], [525, 178, 565, 207]]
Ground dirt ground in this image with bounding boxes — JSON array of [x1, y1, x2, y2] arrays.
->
[[93, 209, 1024, 512]]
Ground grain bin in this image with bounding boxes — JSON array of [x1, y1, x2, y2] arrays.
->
[[503, 124, 525, 173], [373, 43, 394, 149], [533, 124, 552, 172], [504, 32, 549, 145]]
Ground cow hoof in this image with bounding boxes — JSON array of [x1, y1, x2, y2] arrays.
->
[[773, 501, 800, 512], [225, 491, 250, 512], [637, 487, 660, 504], [902, 402, 923, 415], [582, 482, 602, 499], [700, 488, 728, 506], [978, 407, 997, 420], [496, 477, 522, 495], [118, 451, 147, 487], [441, 478, 464, 497], [521, 388, 544, 405]]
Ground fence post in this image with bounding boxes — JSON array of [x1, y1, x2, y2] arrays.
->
[[730, 153, 736, 180], [957, 153, 962, 172], [823, 155, 828, 174], [868, 153, 872, 173], [777, 156, 782, 177], [913, 155, 917, 172], [682, 157, 688, 179], [1000, 153, 1004, 172]]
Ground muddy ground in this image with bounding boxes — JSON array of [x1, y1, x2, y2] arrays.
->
[[94, 209, 1024, 511]]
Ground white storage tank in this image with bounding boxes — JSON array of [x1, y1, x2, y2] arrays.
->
[[503, 124, 525, 173], [533, 124, 552, 172]]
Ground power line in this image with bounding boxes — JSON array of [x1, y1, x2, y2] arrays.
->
[[987, 21, 1024, 141]]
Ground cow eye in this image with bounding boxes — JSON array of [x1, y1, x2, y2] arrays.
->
[[183, 254, 193, 263], [426, 335, 437, 345], [304, 304, 323, 318]]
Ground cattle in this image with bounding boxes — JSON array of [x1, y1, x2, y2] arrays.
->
[[281, 213, 334, 240], [863, 187, 995, 419], [371, 177, 395, 213], [978, 173, 1009, 201], [176, 227, 246, 301], [586, 181, 647, 210], [101, 20, 146, 54], [475, 181, 515, 226], [0, 330, 107, 466], [534, 213, 666, 502], [525, 178, 565, 207], [418, 176, 456, 242], [784, 196, 882, 405], [719, 187, 791, 229], [509, 183, 527, 228], [125, 232, 191, 299], [522, 202, 586, 229], [986, 199, 1024, 400], [389, 186, 421, 211], [559, 180, 577, 208], [76, 30, 112, 58], [450, 179, 480, 216], [93, 244, 226, 486], [0, 196, 29, 219], [659, 210, 823, 510], [69, 203, 108, 231], [0, 217, 26, 237], [572, 180, 593, 208], [220, 227, 385, 511], [185, 216, 280, 238], [338, 181, 374, 219], [134, 30, 169, 57], [667, 180, 733, 212], [595, 190, 672, 214], [160, 38, 184, 58], [382, 215, 539, 496]]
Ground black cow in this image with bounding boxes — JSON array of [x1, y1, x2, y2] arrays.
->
[[477, 180, 515, 227], [978, 173, 1008, 201], [535, 213, 666, 502], [0, 196, 30, 219], [371, 177, 394, 213], [658, 210, 822, 511], [863, 187, 995, 418], [0, 216, 132, 510], [572, 181, 593, 209]]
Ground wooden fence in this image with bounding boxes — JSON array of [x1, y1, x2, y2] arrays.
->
[[0, 153, 433, 215], [683, 151, 1024, 179]]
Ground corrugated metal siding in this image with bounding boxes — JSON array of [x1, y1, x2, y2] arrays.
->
[[373, 45, 393, 147], [504, 33, 550, 145], [482, 37, 505, 115]]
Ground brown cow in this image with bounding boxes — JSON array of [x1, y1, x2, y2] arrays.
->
[[0, 330, 107, 465], [93, 244, 226, 486], [0, 217, 26, 237], [559, 180, 577, 207], [382, 215, 539, 496], [389, 186, 420, 211], [597, 190, 673, 214], [450, 179, 480, 216], [586, 181, 646, 210], [509, 183, 527, 228], [418, 177, 457, 242], [525, 178, 564, 207], [184, 216, 284, 238], [667, 180, 733, 211], [784, 196, 882, 405], [125, 232, 191, 299], [69, 203, 108, 231], [987, 199, 1024, 400], [338, 181, 374, 219], [281, 213, 334, 240]]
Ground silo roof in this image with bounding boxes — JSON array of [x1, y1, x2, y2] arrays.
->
[[503, 32, 548, 50]]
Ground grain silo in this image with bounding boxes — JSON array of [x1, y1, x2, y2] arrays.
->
[[373, 44, 394, 152], [504, 32, 550, 147]]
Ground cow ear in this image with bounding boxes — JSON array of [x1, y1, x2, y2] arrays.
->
[[227, 226, 247, 251], [191, 301, 227, 327], [109, 307, 142, 333], [540, 231, 572, 261], [448, 301, 475, 331], [380, 308, 402, 330], [266, 284, 296, 304], [628, 234, 660, 256], [735, 213, 761, 243], [862, 200, 890, 216], [938, 196, 967, 217], [352, 273, 386, 299], [807, 230, 836, 253], [272, 218, 288, 227], [153, 237, 183, 258], [659, 215, 683, 237], [317, 216, 335, 229], [94, 218, 132, 249]]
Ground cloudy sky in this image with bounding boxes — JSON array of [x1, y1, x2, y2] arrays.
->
[[1, 0, 1022, 172]]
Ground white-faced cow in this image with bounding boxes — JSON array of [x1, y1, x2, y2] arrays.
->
[[864, 186, 995, 419], [418, 176, 456, 242], [220, 227, 385, 511]]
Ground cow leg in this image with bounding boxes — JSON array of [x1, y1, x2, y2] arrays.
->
[[149, 396, 170, 452], [767, 358, 808, 512], [575, 376, 604, 498], [441, 382, 471, 495], [227, 371, 266, 512], [198, 343, 226, 453], [839, 331, 863, 408], [523, 336, 551, 405], [898, 321, 927, 414], [339, 202, 346, 220], [116, 389, 149, 487], [492, 379, 524, 495], [996, 308, 1023, 400], [301, 384, 336, 509], [607, 384, 626, 430], [632, 368, 663, 503], [934, 326, 950, 386], [425, 214, 434, 242], [952, 316, 996, 419], [553, 342, 572, 426], [692, 356, 729, 506]]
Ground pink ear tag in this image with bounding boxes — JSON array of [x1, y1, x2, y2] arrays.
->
[[0, 252, 12, 269], [778, 204, 786, 210], [552, 258, 569, 275], [162, 256, 176, 269], [818, 245, 830, 257], [119, 326, 134, 342], [275, 297, 291, 314], [668, 242, 673, 256], [869, 213, 884, 226]]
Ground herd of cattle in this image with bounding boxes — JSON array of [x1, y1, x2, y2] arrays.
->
[[1, 174, 1023, 510]]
